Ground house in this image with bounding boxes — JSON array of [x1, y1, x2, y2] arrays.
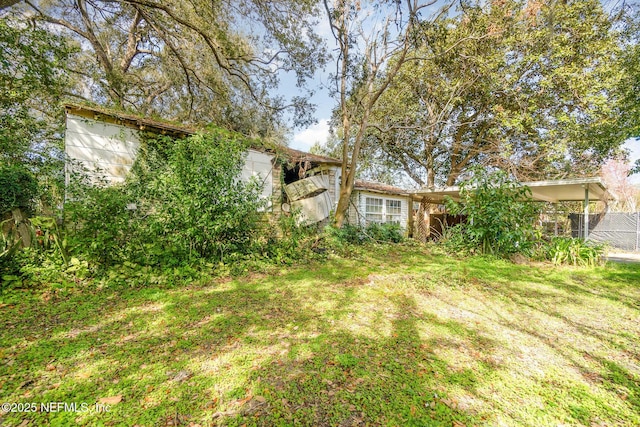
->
[[63, 103, 416, 232]]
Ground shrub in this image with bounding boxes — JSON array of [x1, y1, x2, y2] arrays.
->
[[65, 184, 135, 266], [364, 222, 404, 243], [0, 163, 39, 215], [444, 167, 540, 257], [545, 237, 605, 267], [325, 222, 404, 246], [65, 129, 266, 268]]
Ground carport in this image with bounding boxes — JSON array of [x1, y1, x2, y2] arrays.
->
[[413, 177, 613, 240]]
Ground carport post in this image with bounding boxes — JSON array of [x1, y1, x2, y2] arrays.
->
[[583, 187, 589, 240]]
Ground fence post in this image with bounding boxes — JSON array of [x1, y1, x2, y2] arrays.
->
[[636, 212, 639, 252]]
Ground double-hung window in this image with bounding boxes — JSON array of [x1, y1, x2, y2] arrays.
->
[[365, 197, 384, 223], [386, 200, 402, 225], [365, 197, 403, 225]]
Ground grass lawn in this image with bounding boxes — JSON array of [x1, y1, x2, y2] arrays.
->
[[1, 244, 639, 426]]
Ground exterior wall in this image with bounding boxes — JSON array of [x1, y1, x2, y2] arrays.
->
[[347, 191, 361, 225], [65, 114, 276, 206], [331, 167, 341, 211], [241, 150, 274, 207], [348, 190, 410, 230], [65, 114, 140, 185]]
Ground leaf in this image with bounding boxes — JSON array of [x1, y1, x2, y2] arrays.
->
[[98, 395, 122, 405]]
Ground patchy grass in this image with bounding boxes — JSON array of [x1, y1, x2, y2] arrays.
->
[[1, 244, 639, 426]]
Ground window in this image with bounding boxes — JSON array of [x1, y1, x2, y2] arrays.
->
[[364, 196, 403, 225], [365, 197, 383, 222], [386, 200, 402, 225]]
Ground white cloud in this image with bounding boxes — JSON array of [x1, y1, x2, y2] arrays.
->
[[291, 119, 331, 152]]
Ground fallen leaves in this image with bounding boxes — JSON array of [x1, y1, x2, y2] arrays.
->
[[98, 395, 122, 405]]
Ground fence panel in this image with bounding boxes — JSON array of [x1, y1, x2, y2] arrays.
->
[[569, 212, 639, 251]]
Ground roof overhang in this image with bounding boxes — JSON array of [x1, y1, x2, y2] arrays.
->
[[65, 103, 193, 136], [413, 177, 613, 203]]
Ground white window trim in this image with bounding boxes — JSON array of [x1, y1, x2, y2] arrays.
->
[[364, 195, 403, 225]]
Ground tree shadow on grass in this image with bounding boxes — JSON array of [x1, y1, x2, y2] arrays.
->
[[226, 293, 496, 426], [424, 276, 640, 426], [0, 275, 319, 426]]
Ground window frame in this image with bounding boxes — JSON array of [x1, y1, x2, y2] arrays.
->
[[364, 195, 404, 226]]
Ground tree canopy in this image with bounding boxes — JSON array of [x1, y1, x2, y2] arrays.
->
[[325, 0, 636, 188], [0, 16, 72, 166], [13, 0, 328, 136]]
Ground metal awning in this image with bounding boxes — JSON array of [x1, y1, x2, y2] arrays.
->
[[412, 177, 612, 203]]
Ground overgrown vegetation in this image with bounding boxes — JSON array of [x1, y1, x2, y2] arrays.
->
[[65, 130, 266, 267], [0, 164, 39, 215], [1, 128, 332, 291], [443, 167, 540, 257], [325, 222, 404, 246], [544, 236, 606, 267]]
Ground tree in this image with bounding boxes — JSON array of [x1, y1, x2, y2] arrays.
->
[[600, 157, 639, 212], [14, 0, 327, 135], [0, 16, 72, 165], [325, 0, 447, 227], [351, 0, 631, 187]]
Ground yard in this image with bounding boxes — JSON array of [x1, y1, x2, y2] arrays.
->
[[0, 244, 639, 426]]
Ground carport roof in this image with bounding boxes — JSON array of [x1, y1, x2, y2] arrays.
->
[[413, 177, 613, 203]]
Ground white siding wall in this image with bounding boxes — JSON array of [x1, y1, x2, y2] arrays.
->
[[241, 150, 274, 207], [65, 115, 140, 185], [65, 115, 276, 206]]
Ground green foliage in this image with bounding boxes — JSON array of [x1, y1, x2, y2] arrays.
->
[[65, 130, 265, 268], [0, 164, 39, 215], [356, 0, 630, 187], [133, 131, 265, 262], [65, 185, 135, 266], [444, 167, 540, 256], [544, 237, 605, 267], [0, 218, 21, 287], [325, 224, 369, 246], [0, 17, 71, 164], [325, 222, 405, 247], [2, 245, 638, 426], [20, 0, 327, 132], [364, 222, 404, 243], [256, 211, 325, 266]]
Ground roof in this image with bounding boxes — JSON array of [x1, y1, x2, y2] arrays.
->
[[64, 102, 341, 165], [355, 180, 410, 196], [65, 102, 194, 136], [413, 177, 613, 203], [277, 147, 342, 165]]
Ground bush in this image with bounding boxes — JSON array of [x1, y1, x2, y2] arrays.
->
[[65, 129, 266, 268], [544, 237, 605, 267], [364, 222, 404, 243], [0, 163, 39, 215], [325, 222, 405, 247], [65, 185, 134, 266], [444, 167, 540, 257]]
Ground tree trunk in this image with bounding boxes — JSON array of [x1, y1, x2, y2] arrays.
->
[[334, 186, 353, 228]]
